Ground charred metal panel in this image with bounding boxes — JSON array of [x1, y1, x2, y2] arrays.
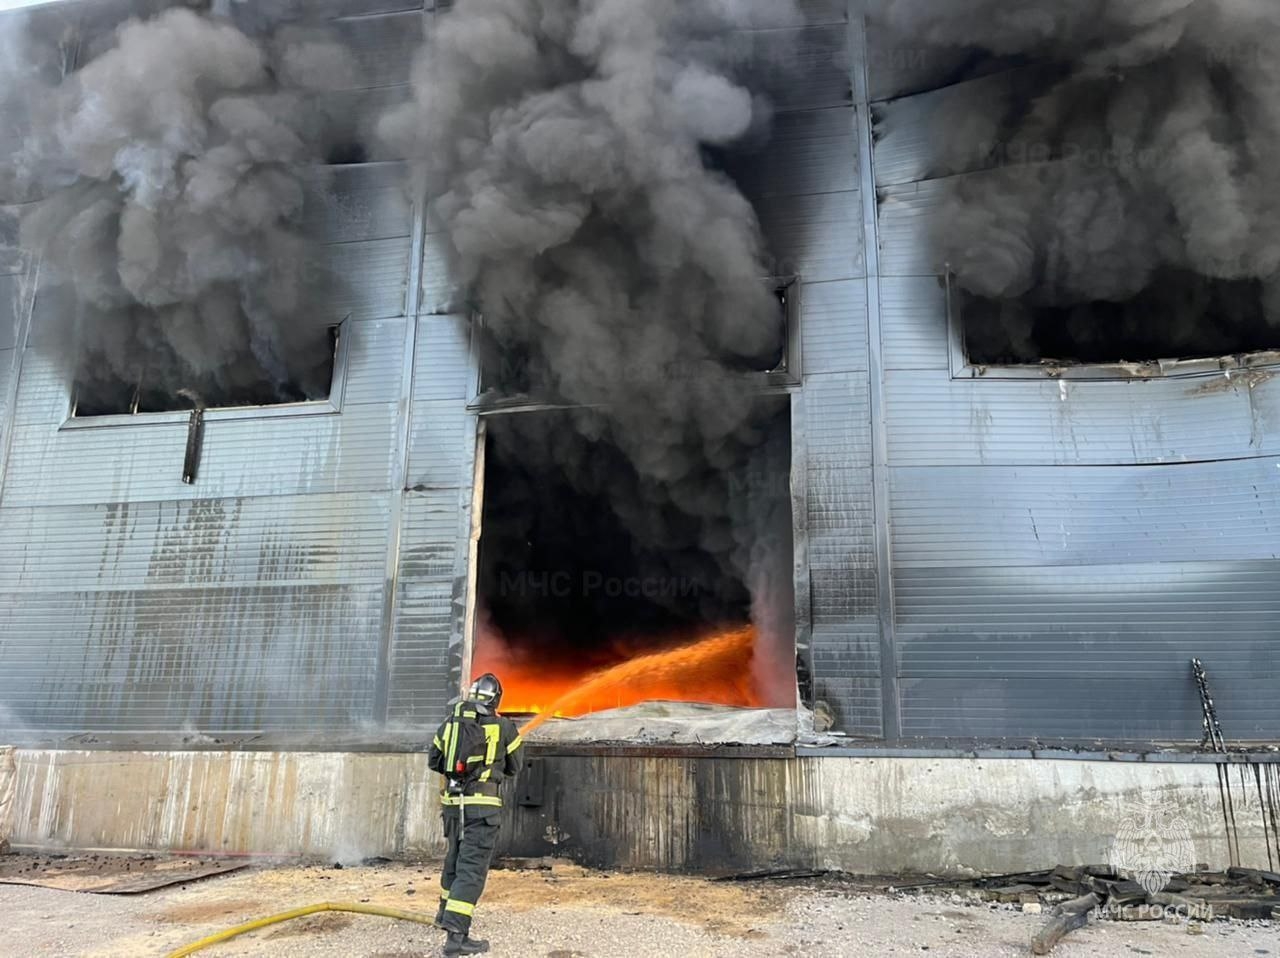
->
[[804, 374, 880, 736], [876, 180, 954, 278], [317, 237, 412, 322], [4, 404, 397, 508], [749, 24, 852, 113], [884, 373, 1261, 467], [755, 189, 865, 283], [0, 493, 390, 731], [0, 276, 20, 352], [872, 67, 1057, 187], [721, 106, 859, 200], [386, 314, 476, 724], [301, 163, 413, 244], [385, 490, 461, 725]]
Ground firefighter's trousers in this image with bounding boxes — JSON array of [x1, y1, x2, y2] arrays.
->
[[439, 806, 501, 935]]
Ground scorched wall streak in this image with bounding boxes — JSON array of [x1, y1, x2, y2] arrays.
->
[[0, 0, 1274, 746]]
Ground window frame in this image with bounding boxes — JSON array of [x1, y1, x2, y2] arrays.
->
[[945, 270, 1280, 382], [59, 318, 352, 430]]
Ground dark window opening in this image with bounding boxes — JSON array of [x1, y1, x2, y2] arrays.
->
[[71, 325, 341, 419], [326, 141, 368, 165], [958, 270, 1280, 368], [472, 398, 796, 721]]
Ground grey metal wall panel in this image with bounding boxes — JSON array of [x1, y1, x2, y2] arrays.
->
[[413, 316, 471, 402], [890, 458, 1280, 570], [0, 493, 389, 592], [0, 491, 390, 732], [0, 274, 20, 350], [318, 237, 411, 321], [876, 180, 952, 277], [3, 402, 398, 508], [0, 205, 26, 276], [302, 163, 412, 244], [0, 585, 383, 731], [385, 488, 461, 724], [801, 279, 868, 375], [407, 399, 471, 489], [896, 561, 1280, 741], [386, 580, 454, 724], [884, 371, 1258, 467], [0, 348, 12, 426], [723, 106, 859, 201], [332, 9, 424, 90], [797, 0, 850, 25], [864, 20, 994, 102], [880, 275, 949, 369], [804, 371, 880, 736], [872, 68, 1053, 188], [756, 189, 865, 282], [750, 24, 852, 113], [420, 230, 461, 315], [342, 318, 408, 406]]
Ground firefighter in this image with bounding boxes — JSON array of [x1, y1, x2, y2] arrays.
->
[[428, 672, 523, 956]]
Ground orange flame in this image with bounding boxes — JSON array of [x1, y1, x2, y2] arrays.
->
[[472, 625, 762, 733]]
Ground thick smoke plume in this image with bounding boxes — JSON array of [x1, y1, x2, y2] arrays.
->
[[382, 0, 802, 705], [17, 7, 358, 406], [875, 0, 1280, 360]]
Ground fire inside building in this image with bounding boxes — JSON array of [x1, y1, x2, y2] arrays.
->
[[0, 0, 1278, 877]]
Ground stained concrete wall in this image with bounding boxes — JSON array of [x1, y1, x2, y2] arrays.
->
[[5, 748, 1278, 876], [0, 747, 13, 850]]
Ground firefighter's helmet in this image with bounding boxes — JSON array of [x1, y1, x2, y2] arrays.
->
[[469, 673, 503, 712]]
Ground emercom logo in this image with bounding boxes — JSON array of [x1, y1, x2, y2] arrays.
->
[[1108, 801, 1198, 896]]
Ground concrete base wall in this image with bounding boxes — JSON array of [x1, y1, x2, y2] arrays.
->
[[3, 747, 1278, 876]]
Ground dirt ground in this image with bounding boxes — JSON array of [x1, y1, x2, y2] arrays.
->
[[0, 854, 1276, 958]]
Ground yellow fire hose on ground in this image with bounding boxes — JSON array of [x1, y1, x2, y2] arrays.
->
[[164, 901, 439, 957]]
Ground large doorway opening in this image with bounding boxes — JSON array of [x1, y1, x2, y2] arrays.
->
[[471, 397, 796, 729]]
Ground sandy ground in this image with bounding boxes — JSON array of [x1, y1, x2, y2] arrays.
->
[[0, 857, 1276, 958]]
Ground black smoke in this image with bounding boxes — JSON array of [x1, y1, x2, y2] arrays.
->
[[873, 0, 1280, 363], [14, 6, 359, 407], [383, 0, 802, 703]]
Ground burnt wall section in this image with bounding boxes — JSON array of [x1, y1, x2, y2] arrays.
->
[[733, 4, 883, 737], [496, 749, 1280, 875]]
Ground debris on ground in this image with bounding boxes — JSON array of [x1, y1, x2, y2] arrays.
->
[[890, 863, 1280, 954], [0, 854, 1276, 957]]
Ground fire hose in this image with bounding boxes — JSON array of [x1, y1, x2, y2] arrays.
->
[[162, 901, 439, 957]]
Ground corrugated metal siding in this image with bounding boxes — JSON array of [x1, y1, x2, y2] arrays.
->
[[386, 314, 477, 723], [386, 488, 464, 725], [0, 2, 418, 741], [804, 372, 881, 736], [3, 0, 1274, 748], [869, 45, 1280, 743], [0, 493, 389, 731], [884, 373, 1264, 467]]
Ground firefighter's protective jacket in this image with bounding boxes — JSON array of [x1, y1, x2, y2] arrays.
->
[[428, 700, 523, 811]]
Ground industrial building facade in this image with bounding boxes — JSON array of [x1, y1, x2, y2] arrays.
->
[[2, 0, 1279, 757]]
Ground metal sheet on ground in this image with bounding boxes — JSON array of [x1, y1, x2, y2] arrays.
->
[[0, 856, 248, 894]]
